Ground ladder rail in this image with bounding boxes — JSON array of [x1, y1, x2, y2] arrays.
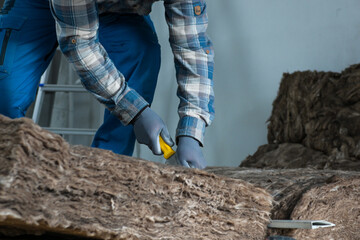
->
[[43, 127, 97, 136], [39, 84, 86, 92], [32, 68, 50, 124]]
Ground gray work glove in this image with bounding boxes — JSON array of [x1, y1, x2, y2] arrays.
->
[[176, 136, 207, 169], [133, 107, 174, 155]]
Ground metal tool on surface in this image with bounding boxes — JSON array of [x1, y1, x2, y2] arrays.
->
[[268, 220, 335, 229], [159, 136, 193, 168]]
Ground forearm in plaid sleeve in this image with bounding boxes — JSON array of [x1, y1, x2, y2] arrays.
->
[[164, 0, 215, 145], [50, 0, 149, 125]]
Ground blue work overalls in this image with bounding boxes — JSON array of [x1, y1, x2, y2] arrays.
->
[[0, 0, 161, 156]]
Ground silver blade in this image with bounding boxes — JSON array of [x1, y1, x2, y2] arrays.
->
[[165, 154, 193, 168], [268, 220, 335, 229], [165, 154, 180, 166]]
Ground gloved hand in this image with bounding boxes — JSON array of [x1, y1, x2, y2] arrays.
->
[[176, 136, 207, 169], [132, 107, 174, 155]]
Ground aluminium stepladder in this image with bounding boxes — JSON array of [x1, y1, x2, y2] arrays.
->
[[31, 56, 97, 136], [31, 50, 142, 157]]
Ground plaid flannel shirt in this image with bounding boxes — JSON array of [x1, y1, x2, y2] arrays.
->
[[50, 0, 214, 144]]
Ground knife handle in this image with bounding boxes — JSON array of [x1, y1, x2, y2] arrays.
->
[[159, 136, 175, 159]]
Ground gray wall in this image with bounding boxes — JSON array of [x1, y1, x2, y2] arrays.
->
[[145, 0, 360, 166], [43, 1, 360, 167]]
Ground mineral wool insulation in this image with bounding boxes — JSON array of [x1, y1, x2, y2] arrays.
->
[[0, 115, 272, 240], [242, 64, 360, 171]]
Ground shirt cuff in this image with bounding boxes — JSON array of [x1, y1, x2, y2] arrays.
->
[[112, 88, 149, 126], [176, 116, 206, 146]]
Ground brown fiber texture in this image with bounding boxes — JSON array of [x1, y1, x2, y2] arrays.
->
[[290, 177, 360, 240], [0, 115, 272, 240], [241, 143, 360, 170], [241, 64, 360, 170], [206, 167, 360, 219], [207, 167, 360, 239]]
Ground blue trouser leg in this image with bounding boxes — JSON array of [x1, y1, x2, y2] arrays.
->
[[0, 1, 160, 156], [0, 0, 57, 118], [92, 14, 161, 156]]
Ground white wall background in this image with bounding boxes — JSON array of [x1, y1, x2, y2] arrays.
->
[[43, 0, 360, 167], [145, 0, 360, 166]]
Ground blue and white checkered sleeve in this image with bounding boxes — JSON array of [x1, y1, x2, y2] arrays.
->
[[164, 0, 215, 145], [50, 0, 149, 125]]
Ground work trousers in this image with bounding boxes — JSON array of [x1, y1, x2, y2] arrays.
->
[[0, 0, 161, 156]]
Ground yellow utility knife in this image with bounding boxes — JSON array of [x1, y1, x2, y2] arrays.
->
[[159, 136, 179, 166], [159, 136, 193, 167]]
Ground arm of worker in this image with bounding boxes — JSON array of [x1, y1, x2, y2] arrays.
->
[[164, 0, 215, 169], [49, 0, 173, 154]]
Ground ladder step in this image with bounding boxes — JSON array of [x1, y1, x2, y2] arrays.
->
[[44, 127, 97, 135], [39, 84, 86, 92]]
